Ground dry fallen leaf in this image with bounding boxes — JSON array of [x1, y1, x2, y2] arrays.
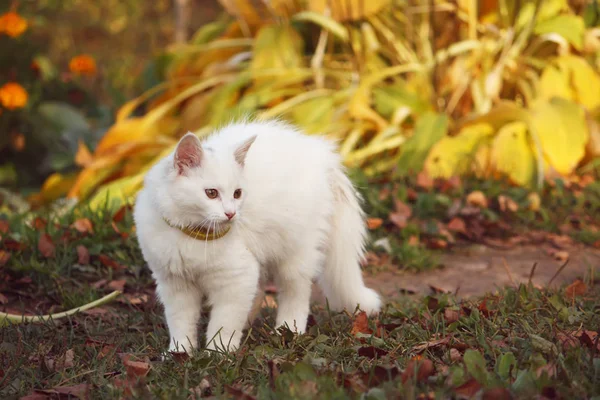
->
[[552, 250, 570, 262], [467, 191, 488, 208], [482, 387, 512, 400], [77, 245, 90, 265], [412, 336, 450, 353], [118, 293, 149, 305], [447, 217, 467, 234], [72, 218, 94, 234], [366, 218, 383, 230], [408, 235, 420, 246], [0, 250, 10, 267], [32, 217, 47, 230], [454, 378, 482, 397], [565, 279, 587, 297], [0, 220, 8, 234], [389, 212, 409, 229], [401, 357, 435, 383], [498, 195, 518, 212], [38, 233, 55, 258], [416, 171, 434, 190], [444, 308, 460, 324], [351, 311, 373, 335], [98, 254, 124, 270], [45, 349, 75, 372], [0, 293, 8, 304], [527, 192, 541, 211], [449, 348, 462, 362], [108, 279, 126, 292]]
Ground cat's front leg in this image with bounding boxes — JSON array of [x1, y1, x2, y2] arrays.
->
[[155, 276, 202, 354], [205, 256, 260, 352]]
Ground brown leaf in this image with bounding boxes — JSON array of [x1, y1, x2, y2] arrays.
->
[[45, 349, 75, 372], [482, 387, 512, 400], [52, 383, 89, 399], [579, 330, 599, 350], [416, 171, 434, 190], [394, 199, 413, 218], [91, 279, 108, 289], [98, 254, 124, 270], [351, 311, 373, 335], [224, 385, 256, 400], [0, 250, 10, 267], [565, 279, 586, 297], [189, 378, 212, 398], [0, 293, 8, 304], [38, 234, 55, 258], [366, 218, 383, 230], [498, 195, 519, 212], [426, 238, 448, 249], [389, 213, 409, 229], [454, 378, 482, 397], [77, 245, 90, 265], [408, 235, 420, 246], [447, 217, 467, 234], [108, 280, 126, 292], [552, 250, 569, 262], [72, 218, 94, 234], [401, 357, 435, 383], [98, 344, 116, 360], [19, 393, 48, 400], [32, 217, 47, 230], [125, 360, 151, 379], [536, 363, 557, 379], [412, 336, 450, 353], [444, 308, 460, 324], [450, 348, 462, 362], [113, 205, 130, 223], [117, 293, 149, 305], [0, 220, 8, 234], [466, 191, 488, 208], [357, 346, 388, 359]]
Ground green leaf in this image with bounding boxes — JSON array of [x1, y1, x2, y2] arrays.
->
[[396, 112, 448, 176], [291, 96, 335, 134], [529, 334, 558, 355], [38, 102, 90, 134], [534, 15, 585, 50], [496, 352, 517, 380], [464, 349, 489, 386], [373, 85, 431, 118]]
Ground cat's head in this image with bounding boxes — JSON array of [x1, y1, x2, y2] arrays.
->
[[164, 132, 256, 226]]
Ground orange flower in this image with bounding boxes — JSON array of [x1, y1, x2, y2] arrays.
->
[[0, 12, 28, 38], [0, 82, 28, 110], [69, 55, 97, 76]]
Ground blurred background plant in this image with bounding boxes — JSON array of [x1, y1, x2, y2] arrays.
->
[[3, 0, 600, 211]]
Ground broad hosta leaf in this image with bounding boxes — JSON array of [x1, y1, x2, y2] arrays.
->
[[251, 24, 304, 72], [425, 123, 493, 178], [530, 98, 589, 175], [291, 96, 335, 134], [491, 121, 536, 186], [396, 112, 448, 176], [538, 64, 574, 103], [556, 55, 600, 110], [373, 85, 431, 118], [38, 102, 90, 134], [534, 15, 585, 50]]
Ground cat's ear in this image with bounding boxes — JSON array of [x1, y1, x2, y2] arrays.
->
[[174, 132, 203, 175], [234, 135, 257, 167]]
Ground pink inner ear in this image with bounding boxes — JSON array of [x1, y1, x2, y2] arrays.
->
[[174, 136, 202, 174]]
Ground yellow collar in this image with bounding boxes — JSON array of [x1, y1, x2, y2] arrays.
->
[[163, 218, 231, 241]]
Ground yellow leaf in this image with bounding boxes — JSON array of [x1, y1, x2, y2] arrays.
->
[[250, 24, 304, 74], [75, 140, 93, 167], [88, 173, 145, 211], [491, 121, 536, 186], [292, 11, 349, 41], [290, 96, 335, 134], [538, 64, 574, 103], [556, 55, 600, 110], [94, 118, 160, 156], [36, 172, 78, 204], [530, 98, 588, 176], [308, 0, 391, 22], [425, 123, 494, 178]]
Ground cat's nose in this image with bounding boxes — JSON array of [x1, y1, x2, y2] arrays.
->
[[224, 211, 236, 220]]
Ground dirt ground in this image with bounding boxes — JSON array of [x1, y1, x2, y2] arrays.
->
[[311, 245, 600, 303]]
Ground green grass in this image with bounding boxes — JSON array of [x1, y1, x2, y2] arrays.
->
[[0, 200, 599, 399]]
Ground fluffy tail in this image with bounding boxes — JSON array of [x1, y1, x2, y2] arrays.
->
[[317, 167, 381, 315]]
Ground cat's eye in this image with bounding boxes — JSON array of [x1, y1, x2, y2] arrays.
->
[[205, 189, 219, 199], [233, 189, 242, 199]]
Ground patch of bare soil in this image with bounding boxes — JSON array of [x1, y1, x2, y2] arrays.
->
[[312, 245, 600, 302]]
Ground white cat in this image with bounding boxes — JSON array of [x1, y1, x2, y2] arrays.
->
[[133, 120, 381, 353]]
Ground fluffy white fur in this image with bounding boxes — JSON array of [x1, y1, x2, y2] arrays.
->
[[133, 120, 381, 353]]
